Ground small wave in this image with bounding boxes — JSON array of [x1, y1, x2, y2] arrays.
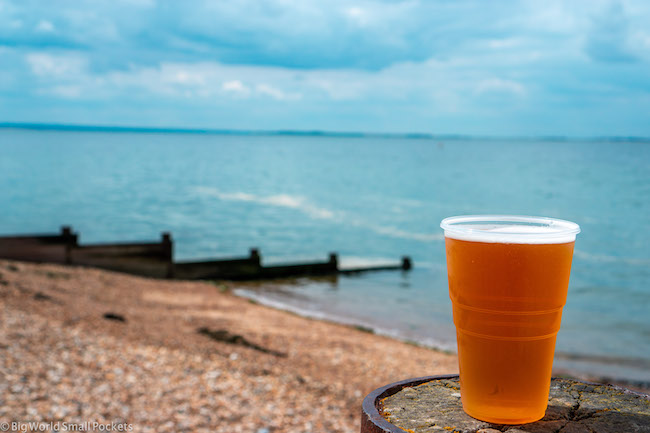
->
[[232, 288, 457, 352], [368, 224, 444, 242], [194, 186, 443, 242], [574, 249, 650, 266], [194, 187, 335, 220]]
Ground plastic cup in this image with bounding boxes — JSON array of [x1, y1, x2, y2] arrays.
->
[[440, 215, 580, 424]]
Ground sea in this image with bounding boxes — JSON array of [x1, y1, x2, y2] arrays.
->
[[1, 126, 649, 383]]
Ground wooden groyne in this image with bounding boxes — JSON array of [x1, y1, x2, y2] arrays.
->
[[0, 226, 411, 280], [0, 226, 78, 264], [174, 249, 261, 280]]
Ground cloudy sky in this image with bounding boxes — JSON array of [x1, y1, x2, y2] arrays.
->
[[1, 0, 649, 136]]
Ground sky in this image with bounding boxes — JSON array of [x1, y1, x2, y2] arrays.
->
[[1, 0, 649, 136]]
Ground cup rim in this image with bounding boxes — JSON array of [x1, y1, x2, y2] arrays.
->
[[440, 215, 580, 242]]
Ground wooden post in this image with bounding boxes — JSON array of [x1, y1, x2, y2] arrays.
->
[[329, 252, 338, 271], [401, 256, 412, 271], [61, 225, 78, 264], [161, 232, 172, 258], [161, 232, 173, 278], [361, 375, 650, 433], [250, 248, 261, 266]]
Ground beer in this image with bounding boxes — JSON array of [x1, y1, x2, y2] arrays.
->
[[441, 216, 579, 424]]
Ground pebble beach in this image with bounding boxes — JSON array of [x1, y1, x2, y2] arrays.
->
[[0, 259, 458, 432]]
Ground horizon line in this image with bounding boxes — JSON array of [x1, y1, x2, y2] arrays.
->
[[1, 122, 649, 143]]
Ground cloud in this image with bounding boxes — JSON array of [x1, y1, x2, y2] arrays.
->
[[49, 85, 82, 98], [0, 0, 534, 70], [256, 84, 284, 100], [222, 80, 250, 96], [475, 78, 526, 97], [585, 1, 637, 63], [35, 20, 54, 33], [343, 6, 369, 27], [1, 1, 650, 135], [25, 52, 87, 78], [20, 57, 305, 103], [256, 83, 301, 101], [165, 69, 206, 86]]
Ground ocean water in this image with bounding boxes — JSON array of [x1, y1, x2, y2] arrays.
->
[[1, 128, 649, 382]]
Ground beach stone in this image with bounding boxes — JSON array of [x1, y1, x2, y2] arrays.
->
[[103, 312, 126, 322], [363, 376, 650, 433]]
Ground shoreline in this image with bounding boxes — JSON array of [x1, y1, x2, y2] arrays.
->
[[1, 259, 647, 432], [232, 286, 457, 353], [3, 122, 650, 143], [233, 279, 650, 391]]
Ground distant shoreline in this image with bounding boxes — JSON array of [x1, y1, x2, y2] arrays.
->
[[2, 121, 649, 143]]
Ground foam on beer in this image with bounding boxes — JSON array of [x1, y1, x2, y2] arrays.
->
[[441, 216, 580, 244]]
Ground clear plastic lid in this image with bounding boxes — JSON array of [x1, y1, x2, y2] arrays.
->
[[440, 215, 580, 244]]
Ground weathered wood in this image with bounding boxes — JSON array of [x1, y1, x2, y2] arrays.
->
[[361, 375, 650, 433], [257, 253, 338, 279], [69, 233, 173, 278], [0, 228, 411, 280], [173, 248, 262, 279], [0, 226, 77, 264], [0, 228, 172, 277]]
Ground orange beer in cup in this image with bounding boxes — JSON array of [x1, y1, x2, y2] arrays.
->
[[440, 215, 580, 424]]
